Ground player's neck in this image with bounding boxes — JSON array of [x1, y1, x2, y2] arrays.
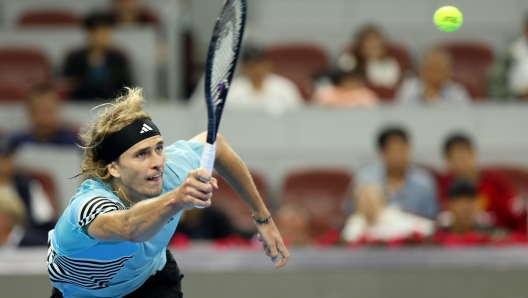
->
[[110, 181, 140, 208]]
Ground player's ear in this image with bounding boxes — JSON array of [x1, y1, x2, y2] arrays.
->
[[107, 162, 121, 178]]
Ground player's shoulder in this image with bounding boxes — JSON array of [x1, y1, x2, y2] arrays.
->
[[67, 179, 124, 223], [165, 140, 203, 156]]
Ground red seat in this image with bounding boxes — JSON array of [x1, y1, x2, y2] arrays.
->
[[280, 169, 352, 238], [211, 171, 269, 233], [0, 47, 50, 100], [17, 10, 81, 27], [0, 82, 29, 102], [438, 42, 494, 101], [487, 166, 528, 201], [267, 44, 329, 101], [387, 43, 412, 74], [18, 169, 58, 216]]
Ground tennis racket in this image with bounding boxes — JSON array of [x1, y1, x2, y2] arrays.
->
[[200, 0, 247, 174]]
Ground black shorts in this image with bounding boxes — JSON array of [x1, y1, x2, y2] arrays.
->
[[50, 249, 184, 298]]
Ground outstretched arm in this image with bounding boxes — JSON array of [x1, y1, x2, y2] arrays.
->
[[86, 169, 217, 243], [190, 132, 290, 268]]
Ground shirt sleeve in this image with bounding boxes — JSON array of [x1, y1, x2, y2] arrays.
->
[[73, 196, 124, 228], [163, 140, 203, 191]]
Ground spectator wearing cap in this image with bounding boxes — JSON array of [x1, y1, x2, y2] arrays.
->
[[354, 126, 438, 219], [396, 49, 470, 106], [226, 44, 304, 114], [341, 183, 434, 243], [8, 85, 79, 151], [0, 138, 56, 246], [439, 133, 525, 232], [63, 12, 133, 101], [313, 69, 379, 108]]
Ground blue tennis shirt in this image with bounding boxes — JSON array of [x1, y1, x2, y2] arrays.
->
[[47, 140, 203, 297]]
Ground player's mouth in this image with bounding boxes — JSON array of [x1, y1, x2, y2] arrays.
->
[[147, 173, 163, 182]]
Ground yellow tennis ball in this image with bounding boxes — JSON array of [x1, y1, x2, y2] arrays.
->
[[434, 6, 463, 32]]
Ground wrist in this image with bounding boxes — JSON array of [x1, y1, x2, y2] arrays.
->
[[252, 213, 272, 225]]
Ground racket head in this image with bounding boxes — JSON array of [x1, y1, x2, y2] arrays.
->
[[204, 0, 247, 145]]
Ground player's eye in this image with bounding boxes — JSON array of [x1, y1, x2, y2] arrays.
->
[[136, 152, 146, 158]]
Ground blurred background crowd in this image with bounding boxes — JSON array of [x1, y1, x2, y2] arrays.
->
[[1, 0, 528, 252]]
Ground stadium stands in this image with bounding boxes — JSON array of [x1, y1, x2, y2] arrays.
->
[[280, 169, 352, 237], [267, 44, 329, 100], [17, 9, 81, 27]]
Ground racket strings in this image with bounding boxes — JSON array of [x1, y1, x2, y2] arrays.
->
[[210, 1, 244, 105]]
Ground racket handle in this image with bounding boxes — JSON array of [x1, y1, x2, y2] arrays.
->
[[200, 142, 216, 174], [196, 142, 216, 209]]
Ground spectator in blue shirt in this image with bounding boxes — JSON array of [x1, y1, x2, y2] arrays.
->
[[8, 85, 79, 151], [396, 49, 470, 106], [354, 126, 439, 219]]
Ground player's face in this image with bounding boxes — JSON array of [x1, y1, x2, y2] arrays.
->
[[112, 136, 166, 200]]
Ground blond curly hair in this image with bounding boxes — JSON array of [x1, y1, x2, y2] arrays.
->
[[79, 87, 152, 181]]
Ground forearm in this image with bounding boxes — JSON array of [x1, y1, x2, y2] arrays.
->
[[88, 191, 183, 242], [214, 135, 270, 219]]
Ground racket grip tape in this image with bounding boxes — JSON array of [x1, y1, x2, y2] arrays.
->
[[200, 142, 216, 174]]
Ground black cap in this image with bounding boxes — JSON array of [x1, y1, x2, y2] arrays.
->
[[241, 45, 267, 63], [447, 179, 477, 199]]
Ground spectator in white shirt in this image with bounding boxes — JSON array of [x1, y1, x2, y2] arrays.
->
[[396, 49, 471, 106], [227, 45, 304, 114], [341, 183, 434, 243]]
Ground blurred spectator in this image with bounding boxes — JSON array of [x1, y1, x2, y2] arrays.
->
[[63, 12, 133, 101], [8, 85, 79, 151], [488, 11, 528, 100], [396, 49, 471, 105], [274, 203, 312, 246], [440, 133, 525, 232], [175, 207, 239, 240], [341, 184, 434, 243], [0, 187, 26, 248], [227, 44, 304, 114], [0, 139, 55, 247], [355, 126, 438, 219], [438, 179, 492, 234], [338, 25, 401, 89], [109, 0, 159, 27], [313, 70, 379, 107]]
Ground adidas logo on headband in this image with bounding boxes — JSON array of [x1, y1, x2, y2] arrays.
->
[[140, 123, 153, 134]]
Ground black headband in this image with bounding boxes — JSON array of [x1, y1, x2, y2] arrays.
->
[[97, 119, 161, 164]]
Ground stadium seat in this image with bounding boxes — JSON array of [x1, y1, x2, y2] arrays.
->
[[438, 42, 494, 101], [279, 169, 352, 238], [18, 168, 59, 216], [387, 43, 412, 74], [0, 47, 50, 99], [17, 9, 81, 27], [211, 171, 269, 233], [0, 82, 29, 102], [267, 44, 329, 101], [487, 166, 528, 200]]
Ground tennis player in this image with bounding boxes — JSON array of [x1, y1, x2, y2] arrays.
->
[[47, 88, 289, 297]]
